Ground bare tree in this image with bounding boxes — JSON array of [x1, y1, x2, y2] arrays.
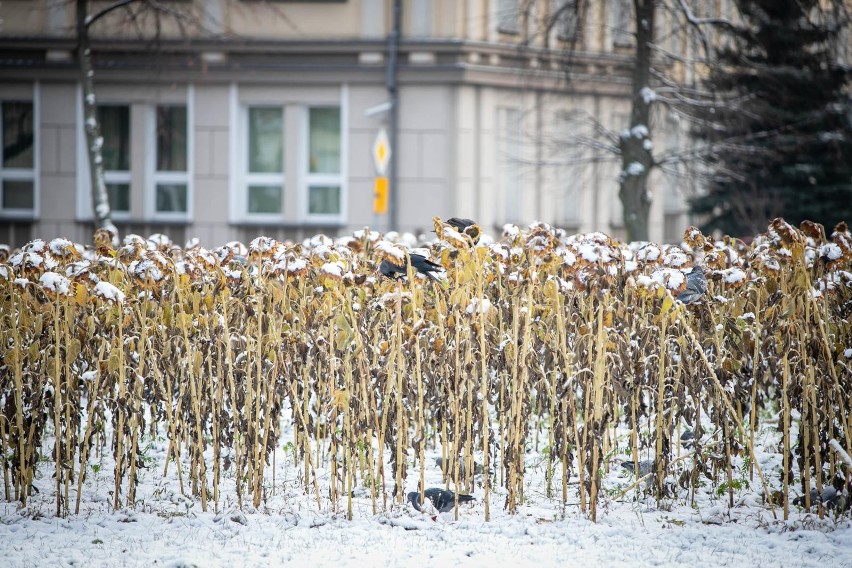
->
[[514, 1, 744, 242], [74, 0, 264, 242], [617, 0, 655, 242], [77, 0, 129, 242]]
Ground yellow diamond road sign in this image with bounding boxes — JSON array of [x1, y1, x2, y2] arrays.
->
[[372, 128, 391, 176]]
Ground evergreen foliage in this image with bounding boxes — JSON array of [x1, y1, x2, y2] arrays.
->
[[691, 0, 852, 237]]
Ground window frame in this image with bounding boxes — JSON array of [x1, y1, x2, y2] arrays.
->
[[146, 87, 193, 222], [0, 84, 39, 220], [238, 103, 286, 224], [97, 103, 132, 220], [611, 0, 634, 48], [551, 0, 580, 44], [228, 84, 347, 225], [302, 103, 345, 223]]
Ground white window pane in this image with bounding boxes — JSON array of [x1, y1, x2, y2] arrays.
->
[[2, 180, 34, 209], [309, 107, 340, 174], [2, 101, 34, 169], [248, 184, 282, 214], [157, 106, 187, 172], [248, 107, 283, 174], [156, 183, 187, 213], [309, 185, 340, 215], [97, 105, 130, 171]]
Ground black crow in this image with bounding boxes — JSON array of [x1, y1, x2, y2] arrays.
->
[[434, 217, 481, 245], [680, 429, 695, 449], [407, 488, 475, 514], [676, 266, 707, 304], [448, 217, 481, 244], [445, 217, 477, 232], [379, 253, 444, 281]]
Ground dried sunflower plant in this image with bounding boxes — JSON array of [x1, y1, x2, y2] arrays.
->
[[0, 219, 850, 522]]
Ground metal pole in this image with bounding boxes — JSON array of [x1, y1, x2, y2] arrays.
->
[[386, 0, 401, 232]]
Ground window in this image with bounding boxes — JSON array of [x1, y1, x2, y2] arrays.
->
[[1, 101, 35, 214], [612, 0, 633, 48], [245, 106, 284, 216], [306, 106, 341, 216], [498, 107, 522, 223], [98, 105, 131, 214], [153, 105, 189, 215], [554, 110, 580, 225], [497, 0, 519, 34], [233, 92, 345, 223], [552, 0, 579, 42]]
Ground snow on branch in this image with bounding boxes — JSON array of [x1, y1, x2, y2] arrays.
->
[[830, 439, 852, 469]]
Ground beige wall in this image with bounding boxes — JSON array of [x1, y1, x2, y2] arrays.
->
[[0, 0, 698, 248]]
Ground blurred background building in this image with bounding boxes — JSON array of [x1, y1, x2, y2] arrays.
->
[[0, 0, 705, 248]]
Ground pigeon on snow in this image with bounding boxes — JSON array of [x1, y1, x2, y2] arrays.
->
[[793, 486, 844, 509], [407, 488, 475, 514]]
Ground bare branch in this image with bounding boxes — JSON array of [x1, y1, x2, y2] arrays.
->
[[86, 0, 137, 28]]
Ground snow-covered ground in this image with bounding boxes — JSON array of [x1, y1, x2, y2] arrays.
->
[[2, 415, 851, 568]]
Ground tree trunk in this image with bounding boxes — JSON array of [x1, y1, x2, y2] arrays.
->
[[77, 0, 117, 242], [618, 0, 655, 242]]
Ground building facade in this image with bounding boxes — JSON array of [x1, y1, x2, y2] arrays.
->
[[0, 0, 697, 249]]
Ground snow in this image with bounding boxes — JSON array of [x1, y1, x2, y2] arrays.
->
[[560, 249, 577, 267], [1, 414, 850, 568], [722, 267, 747, 284], [663, 247, 689, 267], [631, 124, 649, 139], [625, 162, 645, 177], [465, 297, 493, 315], [502, 224, 520, 239], [375, 240, 405, 262], [10, 251, 43, 268], [577, 243, 599, 263], [489, 244, 509, 261], [49, 238, 74, 256], [353, 229, 380, 242], [38, 271, 71, 295], [130, 259, 164, 283], [648, 268, 686, 291], [321, 261, 345, 278], [831, 439, 852, 468], [640, 86, 656, 104], [285, 258, 308, 274], [820, 243, 843, 261], [94, 280, 125, 303]]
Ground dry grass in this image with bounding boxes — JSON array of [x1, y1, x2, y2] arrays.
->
[[0, 218, 850, 521]]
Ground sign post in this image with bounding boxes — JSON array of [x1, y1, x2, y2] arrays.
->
[[372, 128, 391, 215]]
